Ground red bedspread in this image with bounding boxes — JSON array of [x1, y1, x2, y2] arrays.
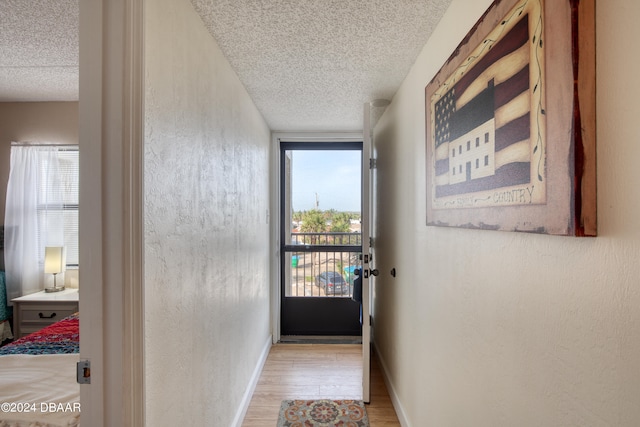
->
[[0, 312, 79, 355]]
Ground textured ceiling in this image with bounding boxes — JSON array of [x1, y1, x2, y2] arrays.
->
[[0, 0, 453, 131], [192, 0, 453, 131], [0, 0, 79, 102]]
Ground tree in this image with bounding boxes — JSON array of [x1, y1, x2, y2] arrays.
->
[[330, 212, 351, 233], [292, 210, 304, 223], [324, 208, 338, 222], [300, 209, 327, 244], [330, 212, 352, 244], [299, 209, 327, 282]]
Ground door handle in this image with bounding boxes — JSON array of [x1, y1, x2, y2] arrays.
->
[[363, 269, 379, 278]]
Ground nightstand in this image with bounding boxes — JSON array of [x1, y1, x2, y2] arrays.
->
[[11, 289, 79, 338]]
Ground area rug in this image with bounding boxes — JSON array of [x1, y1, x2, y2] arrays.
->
[[277, 399, 369, 427]]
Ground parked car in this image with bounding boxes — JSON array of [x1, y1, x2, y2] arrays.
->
[[315, 271, 349, 295]]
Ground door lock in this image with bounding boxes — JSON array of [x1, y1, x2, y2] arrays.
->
[[362, 268, 379, 278]]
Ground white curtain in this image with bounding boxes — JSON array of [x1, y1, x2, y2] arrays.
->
[[4, 146, 64, 302]]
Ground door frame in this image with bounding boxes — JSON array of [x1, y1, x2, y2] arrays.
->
[[278, 140, 363, 336], [270, 132, 362, 343], [79, 0, 145, 424]]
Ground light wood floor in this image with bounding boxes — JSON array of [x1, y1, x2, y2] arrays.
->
[[242, 343, 400, 426]]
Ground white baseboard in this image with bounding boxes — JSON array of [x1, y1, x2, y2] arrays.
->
[[373, 342, 411, 427], [232, 334, 272, 427]]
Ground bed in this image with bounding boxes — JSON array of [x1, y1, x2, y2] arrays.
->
[[0, 313, 80, 427], [0, 271, 13, 342], [0, 312, 78, 356]]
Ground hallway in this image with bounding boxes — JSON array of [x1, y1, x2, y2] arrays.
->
[[242, 344, 400, 426]]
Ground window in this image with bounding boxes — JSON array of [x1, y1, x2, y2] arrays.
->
[[476, 158, 479, 169], [484, 155, 489, 166], [485, 132, 490, 143], [5, 146, 79, 298], [35, 148, 79, 268], [476, 137, 480, 147], [467, 141, 470, 151]]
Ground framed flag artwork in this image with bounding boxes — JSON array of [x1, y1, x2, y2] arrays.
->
[[425, 0, 596, 236]]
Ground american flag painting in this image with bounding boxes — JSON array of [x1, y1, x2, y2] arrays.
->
[[428, 0, 546, 209], [425, 0, 597, 235]]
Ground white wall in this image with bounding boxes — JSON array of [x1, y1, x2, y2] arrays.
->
[[144, 0, 271, 425], [372, 0, 640, 426]]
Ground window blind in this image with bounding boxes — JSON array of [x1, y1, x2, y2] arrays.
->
[[36, 148, 79, 267]]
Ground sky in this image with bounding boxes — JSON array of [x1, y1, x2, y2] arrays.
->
[[290, 150, 361, 212]]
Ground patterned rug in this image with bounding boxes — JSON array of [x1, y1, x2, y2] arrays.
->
[[277, 399, 369, 427]]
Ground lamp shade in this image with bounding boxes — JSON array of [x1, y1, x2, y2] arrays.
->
[[44, 246, 66, 274]]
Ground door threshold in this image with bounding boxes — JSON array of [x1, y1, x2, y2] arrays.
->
[[279, 335, 362, 344]]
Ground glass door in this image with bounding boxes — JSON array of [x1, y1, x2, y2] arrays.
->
[[280, 141, 362, 336]]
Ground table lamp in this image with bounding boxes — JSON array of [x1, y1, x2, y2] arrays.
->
[[44, 246, 66, 293]]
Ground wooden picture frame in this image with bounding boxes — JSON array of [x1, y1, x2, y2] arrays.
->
[[425, 0, 596, 236]]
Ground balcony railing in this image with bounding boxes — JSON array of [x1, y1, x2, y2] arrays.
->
[[284, 232, 362, 298], [290, 232, 362, 247]]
